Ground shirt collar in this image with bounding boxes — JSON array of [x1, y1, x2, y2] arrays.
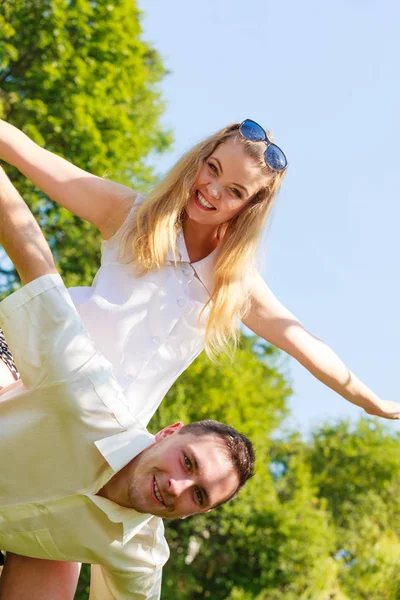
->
[[94, 425, 154, 473], [86, 493, 157, 545], [166, 229, 218, 295], [92, 426, 158, 544], [191, 246, 218, 295], [166, 230, 190, 263]]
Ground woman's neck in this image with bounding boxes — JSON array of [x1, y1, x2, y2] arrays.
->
[[182, 217, 220, 263]]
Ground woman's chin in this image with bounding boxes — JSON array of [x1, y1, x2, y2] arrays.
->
[[185, 199, 215, 225]]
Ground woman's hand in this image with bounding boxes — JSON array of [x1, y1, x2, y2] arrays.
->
[[364, 400, 400, 420]]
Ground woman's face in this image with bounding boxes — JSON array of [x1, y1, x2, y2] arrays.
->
[[185, 140, 266, 228]]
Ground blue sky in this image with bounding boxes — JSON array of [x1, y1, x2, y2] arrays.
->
[[139, 0, 400, 435]]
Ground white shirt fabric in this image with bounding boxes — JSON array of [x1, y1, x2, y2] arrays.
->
[[69, 196, 218, 427], [0, 274, 169, 599]]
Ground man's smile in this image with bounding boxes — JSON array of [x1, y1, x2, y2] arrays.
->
[[153, 476, 165, 506]]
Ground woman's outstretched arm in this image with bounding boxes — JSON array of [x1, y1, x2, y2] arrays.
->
[[244, 273, 400, 420], [0, 120, 136, 238]]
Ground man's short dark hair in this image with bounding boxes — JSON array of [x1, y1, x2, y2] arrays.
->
[[178, 419, 255, 507]]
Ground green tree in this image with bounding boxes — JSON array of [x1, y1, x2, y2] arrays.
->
[[0, 0, 171, 292], [308, 420, 400, 600]]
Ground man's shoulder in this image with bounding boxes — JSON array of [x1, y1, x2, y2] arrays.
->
[[0, 273, 64, 320], [123, 517, 170, 568], [99, 516, 169, 574]]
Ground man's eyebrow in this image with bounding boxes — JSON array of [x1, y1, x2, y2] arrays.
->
[[211, 157, 249, 196], [190, 450, 210, 507]]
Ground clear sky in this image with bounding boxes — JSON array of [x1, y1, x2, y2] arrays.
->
[[138, 0, 400, 435]]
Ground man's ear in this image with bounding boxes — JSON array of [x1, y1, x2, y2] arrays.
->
[[154, 422, 184, 443]]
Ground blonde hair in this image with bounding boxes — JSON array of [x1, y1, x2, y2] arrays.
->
[[122, 124, 286, 358]]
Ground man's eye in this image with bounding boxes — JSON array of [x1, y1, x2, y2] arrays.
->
[[184, 454, 192, 470], [195, 488, 203, 505], [208, 162, 218, 174]]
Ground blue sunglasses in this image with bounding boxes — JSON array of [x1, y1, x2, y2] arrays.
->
[[239, 119, 288, 172]]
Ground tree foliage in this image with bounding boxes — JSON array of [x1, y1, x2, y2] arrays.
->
[[0, 0, 171, 292], [308, 420, 400, 600]]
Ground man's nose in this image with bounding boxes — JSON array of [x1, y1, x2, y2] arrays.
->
[[168, 477, 192, 497]]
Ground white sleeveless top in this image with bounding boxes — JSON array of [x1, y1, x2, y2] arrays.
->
[[69, 197, 217, 426]]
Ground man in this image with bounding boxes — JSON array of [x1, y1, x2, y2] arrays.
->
[[0, 166, 255, 599]]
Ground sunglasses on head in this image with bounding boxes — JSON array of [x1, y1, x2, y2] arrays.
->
[[239, 119, 288, 172]]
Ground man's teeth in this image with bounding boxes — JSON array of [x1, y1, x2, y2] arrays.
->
[[154, 479, 164, 504], [196, 191, 214, 209]]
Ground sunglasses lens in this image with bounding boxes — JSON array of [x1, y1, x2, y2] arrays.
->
[[265, 144, 287, 171], [239, 119, 266, 142]]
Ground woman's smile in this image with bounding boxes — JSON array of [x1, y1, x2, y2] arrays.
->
[[194, 190, 216, 211]]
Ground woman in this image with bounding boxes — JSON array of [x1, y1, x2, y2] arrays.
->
[[0, 118, 398, 599]]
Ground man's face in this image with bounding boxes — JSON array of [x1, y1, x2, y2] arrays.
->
[[127, 425, 240, 519]]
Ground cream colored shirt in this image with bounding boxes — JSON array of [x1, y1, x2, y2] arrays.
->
[[0, 274, 169, 599], [69, 196, 218, 426]]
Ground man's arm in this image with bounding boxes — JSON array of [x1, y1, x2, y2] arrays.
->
[[0, 166, 57, 284], [90, 521, 169, 600], [90, 564, 163, 600], [0, 555, 81, 600]]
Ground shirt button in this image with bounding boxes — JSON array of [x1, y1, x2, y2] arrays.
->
[[177, 298, 186, 307], [152, 336, 161, 345], [183, 267, 192, 276], [124, 374, 133, 383]]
